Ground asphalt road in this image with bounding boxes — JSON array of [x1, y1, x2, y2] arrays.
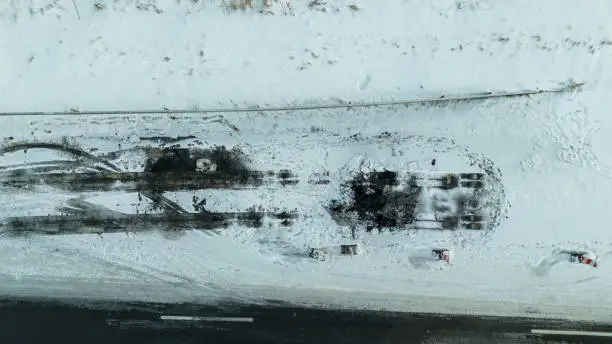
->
[[0, 296, 611, 344]]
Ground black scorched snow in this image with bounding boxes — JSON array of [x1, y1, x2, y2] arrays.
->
[[327, 170, 489, 231], [331, 170, 421, 231], [145, 145, 252, 176]]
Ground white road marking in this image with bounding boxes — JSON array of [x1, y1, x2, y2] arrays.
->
[[160, 315, 254, 323], [531, 329, 612, 337]]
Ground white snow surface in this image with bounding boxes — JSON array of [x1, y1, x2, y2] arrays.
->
[[2, 0, 612, 321]]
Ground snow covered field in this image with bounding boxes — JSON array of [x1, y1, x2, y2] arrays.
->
[[2, 0, 612, 321]]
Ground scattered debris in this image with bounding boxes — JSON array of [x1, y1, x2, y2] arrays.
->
[[532, 249, 599, 277], [432, 248, 452, 264], [192, 195, 208, 213], [340, 244, 359, 255], [278, 169, 298, 185], [135, 3, 162, 13], [408, 247, 453, 269], [308, 0, 328, 12], [561, 249, 598, 268], [237, 205, 264, 227], [308, 171, 330, 185], [308, 247, 330, 261], [222, 0, 254, 12], [195, 158, 217, 172]]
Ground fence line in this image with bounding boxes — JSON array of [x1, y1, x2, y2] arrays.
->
[[0, 83, 582, 117]]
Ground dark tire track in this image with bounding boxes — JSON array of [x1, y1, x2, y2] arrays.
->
[[0, 211, 299, 235], [1, 170, 300, 191]]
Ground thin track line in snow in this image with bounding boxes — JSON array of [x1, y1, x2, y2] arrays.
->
[[0, 84, 583, 117], [36, 241, 258, 303], [36, 244, 244, 301], [71, 0, 81, 20], [36, 245, 188, 286]]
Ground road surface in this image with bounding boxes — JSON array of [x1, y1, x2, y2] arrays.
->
[[0, 296, 611, 343]]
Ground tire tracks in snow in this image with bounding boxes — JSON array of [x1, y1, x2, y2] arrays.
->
[[0, 140, 190, 217], [28, 241, 238, 300]]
